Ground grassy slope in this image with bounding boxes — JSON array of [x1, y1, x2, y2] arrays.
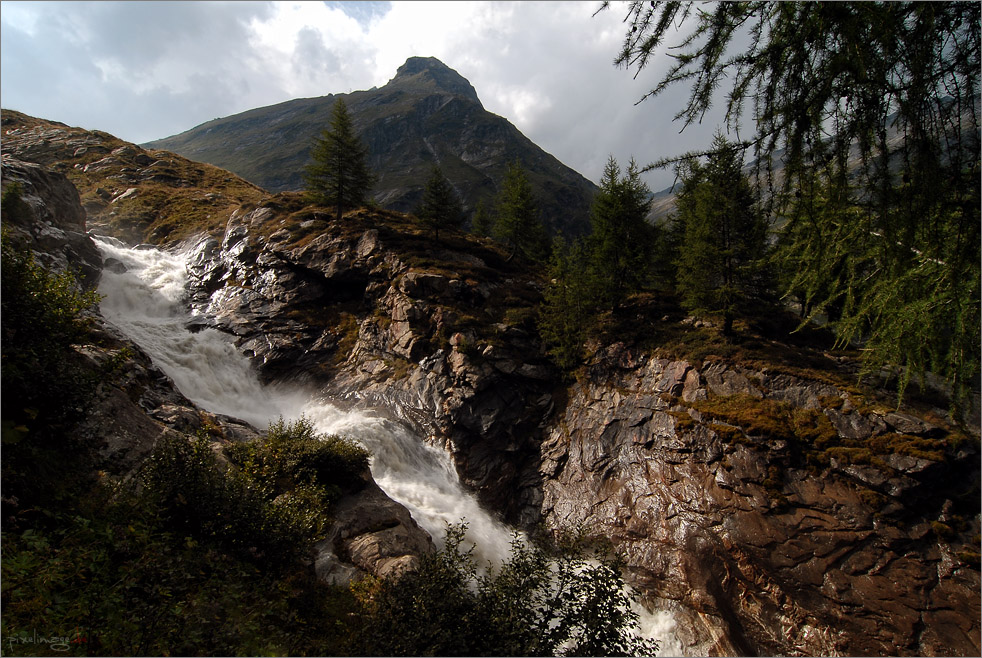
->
[[2, 109, 265, 245]]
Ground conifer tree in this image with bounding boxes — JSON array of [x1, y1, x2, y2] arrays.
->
[[470, 199, 494, 238], [673, 133, 770, 336], [588, 156, 655, 309], [538, 236, 597, 372], [304, 98, 376, 221], [416, 166, 464, 239], [494, 162, 548, 262], [604, 0, 981, 408]]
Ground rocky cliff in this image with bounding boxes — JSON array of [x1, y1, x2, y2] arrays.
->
[[181, 192, 555, 524], [173, 186, 980, 656], [145, 56, 599, 235], [4, 113, 979, 656], [539, 346, 980, 656], [0, 153, 433, 588]]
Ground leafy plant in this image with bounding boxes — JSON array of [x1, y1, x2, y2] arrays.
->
[[140, 432, 327, 565], [352, 523, 658, 657], [227, 415, 370, 499]]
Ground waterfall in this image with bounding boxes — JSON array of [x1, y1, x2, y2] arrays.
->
[[94, 236, 680, 655]]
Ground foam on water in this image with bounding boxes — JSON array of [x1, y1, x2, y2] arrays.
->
[[94, 235, 680, 652]]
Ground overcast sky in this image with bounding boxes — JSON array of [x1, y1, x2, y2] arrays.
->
[[1, 0, 729, 191]]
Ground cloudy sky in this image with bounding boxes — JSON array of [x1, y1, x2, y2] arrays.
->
[[1, 0, 728, 191]]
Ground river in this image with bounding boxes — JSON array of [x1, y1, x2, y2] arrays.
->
[[94, 235, 680, 654]]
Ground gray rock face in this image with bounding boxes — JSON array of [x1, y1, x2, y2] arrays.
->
[[1, 156, 102, 284], [3, 157, 433, 588], [538, 351, 981, 657]]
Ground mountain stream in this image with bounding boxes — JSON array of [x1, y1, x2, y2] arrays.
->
[[94, 236, 680, 654]]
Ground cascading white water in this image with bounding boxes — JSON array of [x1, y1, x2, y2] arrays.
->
[[94, 236, 680, 655], [95, 236, 516, 563]]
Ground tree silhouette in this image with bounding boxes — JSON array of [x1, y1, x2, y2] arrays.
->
[[304, 98, 375, 221], [416, 166, 464, 239]]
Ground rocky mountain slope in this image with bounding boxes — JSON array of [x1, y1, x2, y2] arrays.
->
[[4, 113, 980, 656], [145, 57, 598, 235], [2, 109, 266, 245], [1, 118, 433, 588]]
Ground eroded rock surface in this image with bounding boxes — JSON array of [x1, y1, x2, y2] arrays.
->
[[1, 155, 102, 284], [178, 198, 980, 656], [539, 347, 981, 656], [184, 204, 554, 524]]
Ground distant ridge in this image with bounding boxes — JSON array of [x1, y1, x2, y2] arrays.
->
[[146, 57, 598, 235]]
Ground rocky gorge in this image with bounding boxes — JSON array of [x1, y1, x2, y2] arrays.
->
[[3, 112, 980, 656], [176, 191, 982, 656]]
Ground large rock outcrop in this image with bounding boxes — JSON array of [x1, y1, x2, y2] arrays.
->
[[539, 345, 980, 656], [177, 194, 980, 656], [183, 199, 555, 524], [0, 156, 432, 587], [1, 155, 102, 284]]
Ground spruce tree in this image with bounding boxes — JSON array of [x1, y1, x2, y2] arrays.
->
[[416, 166, 464, 239], [673, 133, 770, 336], [470, 199, 494, 238], [538, 236, 597, 372], [494, 162, 549, 262], [588, 156, 655, 309], [304, 98, 375, 221]]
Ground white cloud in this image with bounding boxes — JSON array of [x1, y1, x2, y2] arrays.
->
[[0, 0, 725, 190]]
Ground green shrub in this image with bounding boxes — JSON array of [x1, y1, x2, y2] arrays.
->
[[1, 225, 101, 436], [352, 524, 658, 657], [227, 415, 370, 501], [1, 224, 102, 516], [140, 433, 326, 564], [1, 490, 356, 656]]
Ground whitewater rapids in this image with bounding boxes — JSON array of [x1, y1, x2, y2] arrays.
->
[[94, 235, 681, 654]]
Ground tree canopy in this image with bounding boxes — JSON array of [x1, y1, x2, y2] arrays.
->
[[416, 165, 464, 239], [589, 156, 656, 309], [673, 133, 771, 335], [494, 161, 549, 262], [304, 98, 376, 221], [351, 524, 659, 657], [605, 0, 981, 409]]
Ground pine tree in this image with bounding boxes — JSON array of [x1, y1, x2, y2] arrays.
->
[[470, 199, 494, 238], [303, 98, 376, 221], [494, 162, 549, 262], [538, 236, 597, 372], [588, 156, 656, 309], [674, 133, 770, 336], [416, 166, 464, 239]]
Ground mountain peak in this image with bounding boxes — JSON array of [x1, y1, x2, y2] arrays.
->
[[391, 56, 481, 105]]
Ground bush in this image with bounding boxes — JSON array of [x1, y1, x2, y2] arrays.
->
[[352, 524, 658, 657], [1, 225, 101, 436], [227, 415, 370, 502], [1, 225, 102, 517], [140, 433, 328, 564], [1, 489, 356, 656]]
